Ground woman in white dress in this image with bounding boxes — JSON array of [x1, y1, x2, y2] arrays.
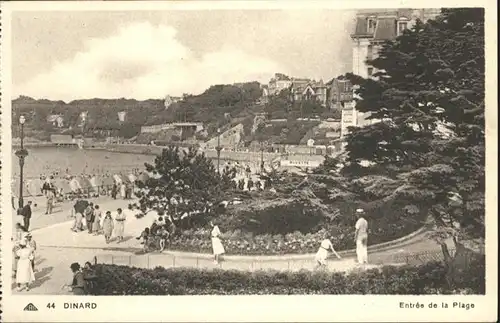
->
[[16, 243, 35, 291], [120, 183, 126, 199], [210, 221, 225, 264], [315, 236, 341, 269]]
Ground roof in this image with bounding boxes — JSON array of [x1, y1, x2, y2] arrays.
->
[[274, 73, 291, 81], [354, 17, 370, 36], [46, 114, 62, 122], [352, 9, 422, 39], [374, 17, 397, 40]]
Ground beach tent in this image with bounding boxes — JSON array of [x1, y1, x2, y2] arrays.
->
[[11, 179, 31, 198], [56, 178, 72, 195], [69, 178, 82, 193], [136, 172, 150, 184], [27, 179, 44, 197], [89, 176, 99, 193], [93, 175, 104, 187], [113, 174, 123, 184], [102, 176, 115, 190], [76, 176, 92, 191]]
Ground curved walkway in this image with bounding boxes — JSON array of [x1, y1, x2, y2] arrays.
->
[[11, 196, 451, 295]]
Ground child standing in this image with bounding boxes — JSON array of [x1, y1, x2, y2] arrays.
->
[[102, 211, 114, 243], [136, 227, 150, 252], [92, 205, 102, 235]]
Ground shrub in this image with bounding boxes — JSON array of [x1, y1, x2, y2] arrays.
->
[[165, 197, 427, 255], [92, 258, 485, 295]]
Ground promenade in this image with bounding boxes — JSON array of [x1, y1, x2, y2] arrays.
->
[[10, 196, 449, 295]]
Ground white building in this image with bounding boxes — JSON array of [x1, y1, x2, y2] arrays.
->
[[342, 8, 441, 139], [268, 73, 293, 95], [351, 9, 440, 79]]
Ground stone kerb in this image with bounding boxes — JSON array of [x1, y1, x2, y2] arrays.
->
[[94, 223, 429, 269]]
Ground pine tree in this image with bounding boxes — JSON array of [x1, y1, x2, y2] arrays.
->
[[341, 8, 485, 277], [135, 146, 235, 225]]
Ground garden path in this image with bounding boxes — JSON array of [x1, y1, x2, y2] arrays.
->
[[9, 195, 451, 295]]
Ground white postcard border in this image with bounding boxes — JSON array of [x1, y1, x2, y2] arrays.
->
[[1, 1, 497, 322]]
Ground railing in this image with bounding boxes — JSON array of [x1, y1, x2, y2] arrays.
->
[[18, 167, 143, 181], [393, 249, 454, 266], [13, 184, 127, 200], [94, 249, 454, 272], [95, 253, 318, 272]]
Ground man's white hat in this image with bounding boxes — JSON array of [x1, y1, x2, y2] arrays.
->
[[356, 208, 365, 213]]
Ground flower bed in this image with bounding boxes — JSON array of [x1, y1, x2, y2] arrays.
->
[[91, 257, 485, 295], [166, 198, 427, 255]]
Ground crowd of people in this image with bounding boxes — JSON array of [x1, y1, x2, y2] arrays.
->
[[12, 172, 138, 207], [11, 158, 372, 294], [70, 200, 142, 244]]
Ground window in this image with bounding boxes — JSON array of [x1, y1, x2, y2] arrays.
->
[[367, 45, 373, 60], [367, 18, 377, 33], [398, 22, 408, 35], [367, 68, 374, 77]]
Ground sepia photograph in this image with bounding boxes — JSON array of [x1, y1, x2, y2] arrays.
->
[[0, 1, 496, 322]]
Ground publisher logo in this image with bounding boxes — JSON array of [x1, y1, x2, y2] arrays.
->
[[23, 303, 38, 311]]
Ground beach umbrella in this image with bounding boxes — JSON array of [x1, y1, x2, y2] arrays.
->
[[113, 174, 123, 184], [74, 199, 89, 214], [26, 179, 43, 197], [102, 176, 115, 189], [89, 176, 99, 193], [76, 176, 92, 191], [119, 173, 131, 184], [128, 173, 137, 183], [137, 172, 150, 183]]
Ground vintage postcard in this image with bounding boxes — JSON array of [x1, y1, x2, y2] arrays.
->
[[1, 0, 497, 322]]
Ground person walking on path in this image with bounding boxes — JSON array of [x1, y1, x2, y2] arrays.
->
[[114, 208, 126, 242], [102, 211, 114, 243], [84, 203, 95, 234], [111, 183, 118, 199], [15, 242, 35, 292], [355, 208, 369, 265], [73, 211, 84, 232], [315, 235, 341, 269], [210, 220, 225, 264], [92, 205, 102, 235], [45, 189, 55, 215], [20, 201, 32, 230], [26, 232, 37, 272]]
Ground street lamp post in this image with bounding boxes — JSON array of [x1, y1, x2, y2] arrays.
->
[[216, 128, 222, 175], [15, 115, 28, 209], [260, 141, 265, 173]]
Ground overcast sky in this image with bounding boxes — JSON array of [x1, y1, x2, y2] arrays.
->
[[12, 10, 355, 101]]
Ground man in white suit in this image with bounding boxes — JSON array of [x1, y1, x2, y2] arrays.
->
[[355, 208, 368, 264]]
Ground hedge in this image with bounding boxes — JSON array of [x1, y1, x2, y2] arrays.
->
[[164, 198, 427, 255], [91, 257, 485, 295]]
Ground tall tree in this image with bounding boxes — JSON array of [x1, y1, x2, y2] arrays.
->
[[135, 146, 236, 225], [342, 8, 485, 276]]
